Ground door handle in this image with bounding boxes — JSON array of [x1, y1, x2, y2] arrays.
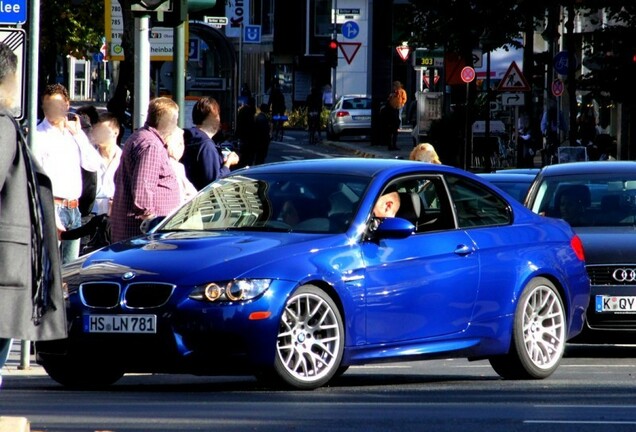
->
[[454, 244, 474, 256]]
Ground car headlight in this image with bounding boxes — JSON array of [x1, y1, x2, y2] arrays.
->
[[189, 279, 272, 303]]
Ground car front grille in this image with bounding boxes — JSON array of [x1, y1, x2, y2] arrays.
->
[[587, 265, 636, 286], [79, 282, 175, 309], [80, 282, 121, 309], [124, 283, 175, 309]]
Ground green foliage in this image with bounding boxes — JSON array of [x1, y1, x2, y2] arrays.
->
[[41, 0, 105, 59], [283, 107, 330, 129]]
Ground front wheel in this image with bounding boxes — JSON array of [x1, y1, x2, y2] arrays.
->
[[489, 277, 566, 380], [40, 354, 124, 389], [271, 285, 344, 390]]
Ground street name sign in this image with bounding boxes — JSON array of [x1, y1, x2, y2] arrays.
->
[[0, 0, 26, 25], [204, 16, 228, 27]]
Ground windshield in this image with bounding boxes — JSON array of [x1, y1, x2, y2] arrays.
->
[[531, 173, 636, 227], [159, 173, 369, 234]]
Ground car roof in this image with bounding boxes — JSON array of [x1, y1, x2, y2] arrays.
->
[[538, 161, 636, 176], [232, 158, 471, 178], [478, 172, 537, 182]]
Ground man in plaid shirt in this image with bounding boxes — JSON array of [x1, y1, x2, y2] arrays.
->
[[110, 97, 181, 242]]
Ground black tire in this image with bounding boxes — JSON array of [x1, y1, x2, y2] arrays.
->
[[41, 355, 124, 389], [270, 285, 344, 390], [489, 277, 566, 380]]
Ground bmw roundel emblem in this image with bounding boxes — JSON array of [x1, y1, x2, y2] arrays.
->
[[122, 271, 136, 281]]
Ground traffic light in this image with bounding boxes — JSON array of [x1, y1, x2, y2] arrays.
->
[[326, 39, 338, 68], [131, 0, 172, 12]]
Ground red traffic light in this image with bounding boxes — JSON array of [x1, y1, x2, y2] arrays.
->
[[329, 40, 338, 50]]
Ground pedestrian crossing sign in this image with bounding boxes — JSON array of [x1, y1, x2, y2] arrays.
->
[[497, 61, 530, 92]]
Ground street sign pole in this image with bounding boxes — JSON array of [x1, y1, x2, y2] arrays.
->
[[23, 0, 39, 370], [27, 0, 39, 150], [134, 15, 151, 129]]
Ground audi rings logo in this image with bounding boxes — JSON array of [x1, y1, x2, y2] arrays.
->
[[612, 268, 636, 283]]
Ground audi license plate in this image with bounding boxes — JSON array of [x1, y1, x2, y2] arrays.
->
[[83, 315, 157, 334], [596, 296, 636, 314], [353, 115, 371, 121]]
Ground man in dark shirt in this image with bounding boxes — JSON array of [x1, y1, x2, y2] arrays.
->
[[182, 97, 239, 190]]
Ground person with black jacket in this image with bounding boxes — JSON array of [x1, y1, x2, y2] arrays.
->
[[182, 97, 239, 190]]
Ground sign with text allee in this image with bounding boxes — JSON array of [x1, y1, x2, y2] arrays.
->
[[0, 0, 26, 25]]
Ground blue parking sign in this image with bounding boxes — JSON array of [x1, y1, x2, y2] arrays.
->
[[0, 0, 27, 25], [244, 25, 261, 44]]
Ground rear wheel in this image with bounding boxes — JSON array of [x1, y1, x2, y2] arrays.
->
[[271, 285, 344, 389], [489, 277, 566, 379]]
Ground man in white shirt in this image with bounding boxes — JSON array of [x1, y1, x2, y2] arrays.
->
[[33, 84, 101, 263]]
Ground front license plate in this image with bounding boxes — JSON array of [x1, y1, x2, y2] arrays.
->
[[595, 296, 636, 314], [83, 315, 157, 334]]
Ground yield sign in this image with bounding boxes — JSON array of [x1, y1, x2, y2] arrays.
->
[[497, 61, 530, 92], [396, 45, 411, 62], [422, 75, 440, 88], [338, 42, 361, 65]]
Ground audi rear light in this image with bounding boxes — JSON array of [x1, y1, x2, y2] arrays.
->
[[336, 111, 350, 117], [570, 235, 585, 261]]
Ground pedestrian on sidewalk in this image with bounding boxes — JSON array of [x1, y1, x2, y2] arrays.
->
[[409, 143, 442, 164], [392, 81, 407, 130], [110, 97, 181, 243], [253, 103, 272, 165], [32, 84, 102, 264], [183, 97, 239, 190], [1, 43, 67, 387]]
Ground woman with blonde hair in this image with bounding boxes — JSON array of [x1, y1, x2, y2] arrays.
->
[[409, 143, 441, 164]]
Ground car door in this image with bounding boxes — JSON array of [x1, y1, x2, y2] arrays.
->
[[361, 176, 481, 344]]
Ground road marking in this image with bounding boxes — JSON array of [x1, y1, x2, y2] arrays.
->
[[278, 142, 335, 158], [535, 404, 636, 409], [525, 420, 636, 425]]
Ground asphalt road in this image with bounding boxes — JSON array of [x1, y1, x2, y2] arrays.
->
[[2, 346, 636, 432]]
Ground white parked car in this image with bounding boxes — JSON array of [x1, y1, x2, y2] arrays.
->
[[326, 94, 372, 140]]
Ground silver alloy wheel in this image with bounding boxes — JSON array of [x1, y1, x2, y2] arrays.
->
[[521, 283, 566, 370], [276, 291, 342, 383]]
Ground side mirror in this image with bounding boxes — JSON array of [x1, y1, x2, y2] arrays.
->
[[374, 217, 415, 239], [140, 216, 166, 234]]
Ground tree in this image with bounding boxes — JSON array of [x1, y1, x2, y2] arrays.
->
[[39, 0, 104, 88]]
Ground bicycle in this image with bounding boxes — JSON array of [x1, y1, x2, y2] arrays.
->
[[272, 113, 286, 141]]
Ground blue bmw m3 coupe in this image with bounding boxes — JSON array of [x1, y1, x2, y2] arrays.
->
[[37, 158, 590, 389]]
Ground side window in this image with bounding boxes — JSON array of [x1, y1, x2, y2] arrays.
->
[[386, 176, 455, 233], [446, 175, 512, 228]]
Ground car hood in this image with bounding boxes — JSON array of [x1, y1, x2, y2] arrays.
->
[[67, 231, 341, 284], [574, 226, 636, 264]]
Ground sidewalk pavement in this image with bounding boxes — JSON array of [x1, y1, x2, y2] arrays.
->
[[321, 128, 415, 160]]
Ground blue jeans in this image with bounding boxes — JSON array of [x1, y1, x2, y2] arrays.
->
[[57, 205, 82, 264], [0, 338, 12, 371]]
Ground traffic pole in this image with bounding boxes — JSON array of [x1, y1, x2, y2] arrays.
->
[[133, 15, 151, 129]]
